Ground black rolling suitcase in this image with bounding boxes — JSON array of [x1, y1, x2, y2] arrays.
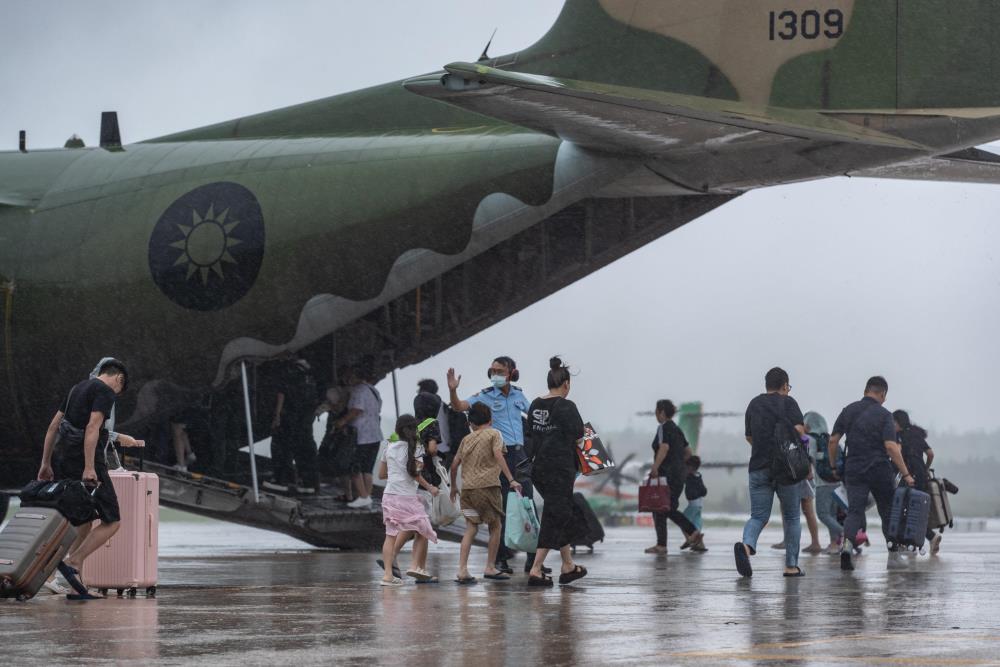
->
[[887, 486, 931, 550], [570, 492, 605, 552], [0, 507, 77, 601]]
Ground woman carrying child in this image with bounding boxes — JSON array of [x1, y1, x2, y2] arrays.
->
[[378, 414, 440, 586]]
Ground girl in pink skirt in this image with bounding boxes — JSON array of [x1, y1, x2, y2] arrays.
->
[[378, 414, 439, 586]]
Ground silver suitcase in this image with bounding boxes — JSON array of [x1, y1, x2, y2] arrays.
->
[[0, 507, 77, 600]]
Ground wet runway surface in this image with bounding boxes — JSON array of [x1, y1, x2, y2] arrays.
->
[[3, 520, 1000, 666]]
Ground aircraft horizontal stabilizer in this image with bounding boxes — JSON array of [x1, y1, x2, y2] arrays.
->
[[851, 147, 1000, 184], [404, 63, 923, 157]]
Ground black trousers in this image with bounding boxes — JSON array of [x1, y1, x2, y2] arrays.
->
[[532, 464, 584, 551], [271, 415, 318, 488], [843, 462, 896, 548], [653, 472, 697, 546]]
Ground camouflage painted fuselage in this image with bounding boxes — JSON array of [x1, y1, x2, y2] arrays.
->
[[3, 0, 1000, 486]]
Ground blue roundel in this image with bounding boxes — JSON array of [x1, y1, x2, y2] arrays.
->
[[148, 182, 265, 311]]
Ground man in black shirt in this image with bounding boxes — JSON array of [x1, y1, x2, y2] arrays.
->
[[265, 358, 319, 494], [829, 376, 915, 571], [37, 359, 142, 588], [735, 367, 807, 578], [645, 400, 704, 554]]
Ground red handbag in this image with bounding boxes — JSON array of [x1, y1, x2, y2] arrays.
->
[[638, 477, 671, 513]]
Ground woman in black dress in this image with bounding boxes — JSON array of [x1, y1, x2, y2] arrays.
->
[[526, 357, 588, 587], [893, 409, 940, 552]]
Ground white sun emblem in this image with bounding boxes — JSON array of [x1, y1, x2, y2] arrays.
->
[[169, 203, 242, 285]]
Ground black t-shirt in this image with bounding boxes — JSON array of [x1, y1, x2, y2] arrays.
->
[[744, 393, 805, 472], [278, 363, 317, 419], [651, 420, 689, 476], [527, 396, 585, 472], [832, 396, 896, 475], [60, 378, 116, 441]]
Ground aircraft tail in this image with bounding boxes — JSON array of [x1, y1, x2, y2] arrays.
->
[[505, 0, 1000, 111]]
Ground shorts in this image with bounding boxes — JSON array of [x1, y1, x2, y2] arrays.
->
[[797, 477, 817, 499], [350, 442, 380, 475], [459, 487, 503, 526], [54, 446, 120, 524]]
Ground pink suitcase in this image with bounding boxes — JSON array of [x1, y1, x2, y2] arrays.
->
[[82, 469, 159, 597]]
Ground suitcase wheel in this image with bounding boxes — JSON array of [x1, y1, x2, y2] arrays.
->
[[127, 587, 137, 598], [99, 588, 108, 597], [15, 594, 29, 602], [116, 588, 125, 597], [146, 586, 157, 598]]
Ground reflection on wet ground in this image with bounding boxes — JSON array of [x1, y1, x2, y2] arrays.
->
[[3, 521, 1000, 666]]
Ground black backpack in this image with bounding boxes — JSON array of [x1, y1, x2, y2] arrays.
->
[[445, 404, 470, 450], [767, 398, 811, 485]]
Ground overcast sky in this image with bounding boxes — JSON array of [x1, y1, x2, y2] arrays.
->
[[3, 1, 998, 436]]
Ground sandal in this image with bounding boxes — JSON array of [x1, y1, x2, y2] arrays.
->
[[454, 576, 477, 585], [528, 574, 554, 587], [783, 566, 805, 578], [483, 572, 511, 581], [734, 543, 753, 578], [558, 565, 587, 585], [379, 577, 404, 587], [406, 568, 434, 582], [414, 576, 439, 584]]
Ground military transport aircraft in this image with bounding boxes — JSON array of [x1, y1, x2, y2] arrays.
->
[[4, 0, 1000, 545]]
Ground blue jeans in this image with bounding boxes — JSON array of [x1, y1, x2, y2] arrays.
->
[[742, 468, 801, 568], [843, 462, 896, 549], [814, 484, 843, 543]]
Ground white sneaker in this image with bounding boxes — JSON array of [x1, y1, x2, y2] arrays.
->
[[172, 464, 188, 473], [930, 534, 942, 555], [347, 496, 372, 509]]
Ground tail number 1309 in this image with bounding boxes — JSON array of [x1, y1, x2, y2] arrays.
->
[[769, 9, 845, 41]]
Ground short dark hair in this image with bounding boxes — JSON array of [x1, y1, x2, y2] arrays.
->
[[865, 376, 888, 395], [765, 367, 789, 391], [687, 455, 702, 471], [417, 379, 438, 395], [656, 399, 676, 419], [468, 402, 492, 427], [99, 359, 129, 391]]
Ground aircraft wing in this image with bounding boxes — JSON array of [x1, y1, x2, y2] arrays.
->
[[404, 63, 924, 158], [0, 195, 34, 208], [850, 147, 1000, 184]]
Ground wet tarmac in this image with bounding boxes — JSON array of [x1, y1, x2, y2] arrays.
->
[[3, 519, 1000, 666]]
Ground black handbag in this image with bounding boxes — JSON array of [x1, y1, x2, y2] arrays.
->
[[20, 480, 97, 526], [765, 399, 811, 485]]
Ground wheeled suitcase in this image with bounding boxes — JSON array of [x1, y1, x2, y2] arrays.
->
[[927, 471, 954, 531], [570, 492, 605, 552], [887, 486, 931, 550], [81, 470, 159, 597], [0, 507, 77, 600]]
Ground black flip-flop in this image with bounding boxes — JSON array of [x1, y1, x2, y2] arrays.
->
[[783, 566, 805, 578], [558, 565, 587, 585], [734, 543, 753, 578], [454, 576, 477, 585], [483, 573, 510, 581], [57, 562, 89, 596], [528, 574, 553, 587], [414, 577, 439, 585]]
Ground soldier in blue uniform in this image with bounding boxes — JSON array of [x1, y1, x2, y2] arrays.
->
[[448, 356, 537, 574]]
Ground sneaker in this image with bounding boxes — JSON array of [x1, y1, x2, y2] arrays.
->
[[172, 464, 188, 473], [644, 545, 667, 554], [770, 541, 786, 550], [347, 496, 372, 509], [840, 550, 854, 571], [262, 480, 290, 493], [930, 534, 942, 555], [690, 538, 708, 553]]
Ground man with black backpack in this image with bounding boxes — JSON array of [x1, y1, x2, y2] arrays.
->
[[735, 367, 809, 578], [829, 376, 916, 571]]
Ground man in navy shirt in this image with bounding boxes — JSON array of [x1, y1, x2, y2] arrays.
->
[[829, 376, 916, 571], [448, 355, 534, 574]]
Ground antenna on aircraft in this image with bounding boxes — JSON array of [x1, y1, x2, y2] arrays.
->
[[477, 28, 497, 62], [100, 111, 123, 151], [18, 130, 26, 153]]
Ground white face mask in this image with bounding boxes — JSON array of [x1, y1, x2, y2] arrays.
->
[[490, 373, 507, 389]]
